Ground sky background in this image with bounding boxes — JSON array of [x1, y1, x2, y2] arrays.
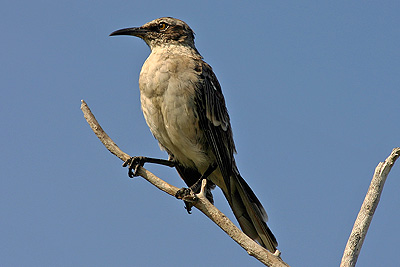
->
[[1, 1, 399, 266]]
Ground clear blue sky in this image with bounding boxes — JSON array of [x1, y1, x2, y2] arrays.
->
[[1, 1, 399, 266]]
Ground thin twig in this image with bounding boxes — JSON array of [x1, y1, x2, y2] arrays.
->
[[340, 147, 400, 267], [80, 99, 289, 267]]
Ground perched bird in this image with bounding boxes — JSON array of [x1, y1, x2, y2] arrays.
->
[[110, 17, 277, 252]]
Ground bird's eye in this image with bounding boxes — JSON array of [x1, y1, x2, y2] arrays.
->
[[158, 22, 168, 31]]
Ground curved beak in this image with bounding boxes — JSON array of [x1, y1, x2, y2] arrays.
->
[[109, 27, 148, 37]]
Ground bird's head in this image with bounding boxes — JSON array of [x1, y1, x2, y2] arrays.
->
[[110, 17, 196, 50]]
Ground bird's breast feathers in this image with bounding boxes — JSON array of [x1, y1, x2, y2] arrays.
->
[[138, 51, 211, 169]]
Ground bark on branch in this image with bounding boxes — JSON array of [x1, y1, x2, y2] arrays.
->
[[340, 147, 400, 267], [80, 100, 289, 267]]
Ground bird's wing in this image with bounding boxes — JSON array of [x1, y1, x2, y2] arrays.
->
[[193, 61, 278, 252], [194, 61, 236, 191]]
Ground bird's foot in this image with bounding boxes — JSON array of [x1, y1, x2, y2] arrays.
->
[[175, 187, 198, 214], [175, 179, 215, 213], [122, 156, 146, 178]]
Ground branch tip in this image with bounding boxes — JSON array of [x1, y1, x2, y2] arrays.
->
[[340, 147, 400, 267]]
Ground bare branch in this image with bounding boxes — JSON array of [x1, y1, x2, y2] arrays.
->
[[340, 147, 400, 267], [81, 100, 289, 267], [80, 100, 130, 162], [195, 179, 288, 267]]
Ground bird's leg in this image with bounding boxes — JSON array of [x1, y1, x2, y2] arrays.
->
[[175, 163, 217, 213], [122, 156, 176, 178], [190, 163, 217, 194]]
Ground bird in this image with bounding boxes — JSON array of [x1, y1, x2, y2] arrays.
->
[[110, 17, 278, 252]]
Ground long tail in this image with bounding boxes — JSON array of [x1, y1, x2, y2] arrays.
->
[[175, 162, 277, 252], [226, 169, 278, 252]]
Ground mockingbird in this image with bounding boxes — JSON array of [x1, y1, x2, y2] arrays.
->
[[110, 17, 278, 252]]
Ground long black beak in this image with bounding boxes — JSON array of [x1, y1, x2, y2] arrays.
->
[[109, 27, 148, 37]]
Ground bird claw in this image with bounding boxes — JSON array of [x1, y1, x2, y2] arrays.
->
[[175, 187, 198, 214], [123, 156, 146, 177]]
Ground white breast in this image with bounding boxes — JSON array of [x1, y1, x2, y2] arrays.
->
[[138, 49, 211, 171]]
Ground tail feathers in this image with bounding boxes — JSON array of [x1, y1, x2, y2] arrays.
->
[[175, 162, 277, 251], [228, 171, 277, 252]]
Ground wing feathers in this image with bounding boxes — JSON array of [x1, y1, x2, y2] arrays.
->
[[193, 60, 277, 252]]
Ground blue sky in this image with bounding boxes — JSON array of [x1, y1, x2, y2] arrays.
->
[[1, 1, 399, 266]]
